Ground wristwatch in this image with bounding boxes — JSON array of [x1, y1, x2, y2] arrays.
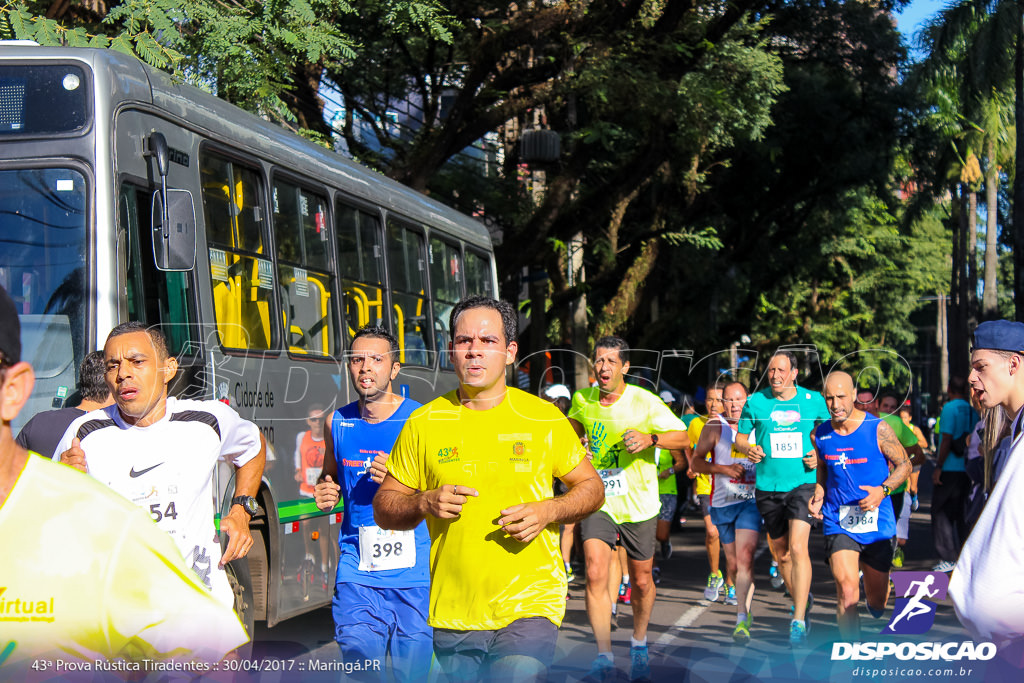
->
[[650, 433, 659, 447], [881, 484, 891, 496], [231, 495, 260, 518]]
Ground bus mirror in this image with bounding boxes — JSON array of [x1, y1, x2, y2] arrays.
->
[[151, 189, 197, 271], [148, 132, 170, 178]]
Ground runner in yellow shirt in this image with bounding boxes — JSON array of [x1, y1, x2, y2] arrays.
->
[[568, 336, 689, 682], [374, 296, 604, 683]]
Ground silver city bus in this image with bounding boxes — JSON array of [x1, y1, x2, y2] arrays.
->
[[0, 44, 497, 630]]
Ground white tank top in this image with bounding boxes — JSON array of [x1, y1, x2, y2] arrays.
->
[[709, 416, 757, 508]]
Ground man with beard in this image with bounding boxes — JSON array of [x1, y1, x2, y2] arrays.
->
[[314, 326, 430, 680]]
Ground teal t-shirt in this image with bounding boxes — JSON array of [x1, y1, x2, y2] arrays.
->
[[939, 398, 979, 473], [737, 385, 830, 492]]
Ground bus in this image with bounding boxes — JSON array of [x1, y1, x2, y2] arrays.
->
[[0, 44, 497, 630]]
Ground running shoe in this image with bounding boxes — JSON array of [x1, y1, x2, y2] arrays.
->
[[932, 560, 956, 573], [661, 541, 673, 560], [565, 561, 575, 582], [619, 580, 632, 605], [770, 561, 784, 589], [789, 592, 814, 615], [652, 566, 661, 585], [910, 493, 919, 511], [724, 585, 737, 605], [789, 620, 808, 648], [892, 546, 904, 569], [732, 621, 751, 644], [630, 645, 651, 682], [703, 571, 724, 601], [866, 602, 886, 619], [584, 654, 615, 683]]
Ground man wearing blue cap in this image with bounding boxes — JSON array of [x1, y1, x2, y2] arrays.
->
[[948, 320, 1024, 658]]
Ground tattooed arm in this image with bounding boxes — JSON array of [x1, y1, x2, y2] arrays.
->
[[857, 420, 911, 511]]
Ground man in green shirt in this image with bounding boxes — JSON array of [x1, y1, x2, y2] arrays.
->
[[734, 350, 829, 648]]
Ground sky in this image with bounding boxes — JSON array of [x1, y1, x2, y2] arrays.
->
[[896, 0, 945, 52]]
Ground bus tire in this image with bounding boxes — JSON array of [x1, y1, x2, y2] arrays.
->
[[226, 554, 255, 660]]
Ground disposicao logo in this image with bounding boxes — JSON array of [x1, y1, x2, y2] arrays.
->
[[831, 571, 997, 663], [883, 571, 947, 635]]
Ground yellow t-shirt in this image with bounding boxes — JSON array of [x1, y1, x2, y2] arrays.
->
[[387, 389, 586, 631], [568, 384, 687, 523], [688, 416, 713, 496], [0, 454, 247, 676]]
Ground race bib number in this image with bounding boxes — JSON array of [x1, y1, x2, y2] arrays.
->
[[838, 504, 878, 534], [305, 467, 320, 487], [770, 432, 803, 459], [598, 468, 629, 497], [723, 480, 755, 503], [358, 525, 416, 572]]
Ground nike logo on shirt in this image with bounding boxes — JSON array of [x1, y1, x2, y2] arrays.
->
[[129, 463, 164, 478]]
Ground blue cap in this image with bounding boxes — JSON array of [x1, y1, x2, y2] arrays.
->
[[972, 320, 1024, 353]]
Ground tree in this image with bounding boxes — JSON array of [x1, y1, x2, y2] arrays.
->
[[914, 0, 1024, 324]]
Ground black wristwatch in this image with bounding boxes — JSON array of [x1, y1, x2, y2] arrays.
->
[[231, 495, 260, 518], [881, 484, 892, 496], [650, 433, 659, 447]]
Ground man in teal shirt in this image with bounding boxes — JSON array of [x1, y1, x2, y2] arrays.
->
[[734, 350, 829, 648]]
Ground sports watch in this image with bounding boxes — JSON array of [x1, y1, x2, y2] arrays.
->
[[881, 484, 891, 496], [650, 433, 659, 447], [231, 495, 260, 518]]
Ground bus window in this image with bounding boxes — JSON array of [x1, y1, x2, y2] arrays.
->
[[272, 179, 337, 357], [120, 183, 197, 358], [200, 153, 276, 351], [336, 202, 386, 341], [0, 168, 86, 430], [387, 221, 431, 367], [429, 237, 461, 370], [465, 248, 494, 297]]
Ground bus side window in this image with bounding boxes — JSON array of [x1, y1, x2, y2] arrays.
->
[[465, 248, 495, 298], [387, 221, 432, 367], [272, 178, 337, 357], [119, 183, 197, 359], [429, 237, 462, 370], [335, 201, 386, 342], [200, 153, 276, 351]]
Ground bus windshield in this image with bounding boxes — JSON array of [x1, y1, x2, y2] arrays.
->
[[0, 168, 87, 430]]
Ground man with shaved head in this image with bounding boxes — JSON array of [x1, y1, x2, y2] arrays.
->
[[809, 371, 911, 640], [689, 381, 760, 644]]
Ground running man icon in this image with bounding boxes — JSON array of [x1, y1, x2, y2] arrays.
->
[[884, 571, 950, 635]]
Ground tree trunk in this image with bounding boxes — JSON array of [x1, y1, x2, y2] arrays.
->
[[938, 292, 949, 396], [569, 232, 590, 392], [949, 185, 971, 380], [983, 138, 999, 317], [968, 189, 978, 328], [594, 239, 661, 338], [1014, 14, 1024, 322]]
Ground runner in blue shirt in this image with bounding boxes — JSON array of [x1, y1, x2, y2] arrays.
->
[[810, 371, 910, 641], [314, 326, 430, 681]]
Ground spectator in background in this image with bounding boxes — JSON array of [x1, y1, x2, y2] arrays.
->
[[930, 377, 979, 573], [15, 350, 112, 458], [543, 383, 578, 582]]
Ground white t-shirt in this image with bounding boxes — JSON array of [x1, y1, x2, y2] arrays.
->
[[708, 416, 756, 509], [949, 408, 1024, 646], [54, 397, 261, 608]]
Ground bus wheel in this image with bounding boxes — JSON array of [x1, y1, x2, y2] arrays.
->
[[226, 554, 255, 659]]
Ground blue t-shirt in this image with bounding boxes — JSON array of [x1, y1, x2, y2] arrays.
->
[[332, 398, 430, 588], [939, 398, 979, 473], [737, 385, 830, 492], [815, 414, 896, 544]]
